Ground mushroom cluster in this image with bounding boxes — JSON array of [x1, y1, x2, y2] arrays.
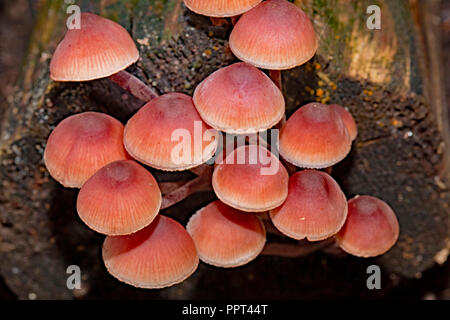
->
[[44, 0, 399, 289]]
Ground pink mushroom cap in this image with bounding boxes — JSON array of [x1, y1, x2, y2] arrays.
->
[[102, 215, 199, 289], [50, 13, 139, 81], [335, 195, 400, 257], [187, 200, 266, 267], [270, 170, 348, 241]]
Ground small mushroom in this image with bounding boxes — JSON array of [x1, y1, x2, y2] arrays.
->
[[229, 0, 318, 88], [102, 215, 199, 289], [184, 0, 262, 18], [123, 92, 219, 171], [50, 13, 158, 102], [193, 62, 285, 134], [329, 104, 358, 140], [270, 170, 348, 241], [278, 103, 352, 168], [77, 160, 162, 235], [186, 200, 266, 268], [212, 144, 289, 212], [44, 112, 129, 188], [335, 195, 400, 257]]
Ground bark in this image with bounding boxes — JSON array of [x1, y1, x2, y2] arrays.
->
[[0, 0, 448, 299]]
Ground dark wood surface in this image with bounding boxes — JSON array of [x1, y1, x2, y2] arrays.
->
[[0, 0, 448, 299]]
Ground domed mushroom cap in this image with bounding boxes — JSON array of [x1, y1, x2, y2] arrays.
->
[[184, 0, 262, 17], [50, 13, 139, 81], [335, 195, 400, 257], [279, 103, 352, 168], [77, 160, 162, 235], [187, 200, 266, 267], [193, 62, 285, 134], [329, 104, 357, 140], [44, 112, 129, 188], [212, 145, 289, 212], [229, 0, 318, 70], [102, 215, 199, 289], [124, 92, 219, 171], [270, 170, 347, 241]]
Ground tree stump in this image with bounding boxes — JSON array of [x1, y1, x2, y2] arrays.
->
[[0, 0, 448, 299]]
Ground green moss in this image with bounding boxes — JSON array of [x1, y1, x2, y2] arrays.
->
[[312, 0, 341, 32]]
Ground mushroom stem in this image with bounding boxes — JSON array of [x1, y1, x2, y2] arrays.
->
[[189, 164, 213, 177], [159, 181, 188, 195], [161, 172, 213, 210], [261, 238, 335, 258], [269, 70, 282, 90], [231, 15, 240, 25], [109, 70, 159, 102], [210, 17, 229, 26]]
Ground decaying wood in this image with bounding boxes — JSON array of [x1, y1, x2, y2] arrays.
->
[[0, 0, 448, 299]]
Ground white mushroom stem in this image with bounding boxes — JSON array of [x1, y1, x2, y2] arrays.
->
[[109, 70, 159, 102]]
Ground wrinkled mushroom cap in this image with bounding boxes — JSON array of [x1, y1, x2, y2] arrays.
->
[[44, 112, 129, 188], [124, 93, 219, 171], [184, 0, 262, 17], [229, 0, 318, 70], [335, 195, 400, 257], [77, 160, 162, 235], [270, 170, 348, 241], [212, 145, 289, 212], [187, 200, 266, 267], [50, 13, 139, 81], [329, 104, 358, 140], [102, 215, 199, 289], [193, 62, 285, 134], [279, 103, 352, 168]]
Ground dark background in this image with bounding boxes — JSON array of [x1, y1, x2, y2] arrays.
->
[[0, 0, 448, 300]]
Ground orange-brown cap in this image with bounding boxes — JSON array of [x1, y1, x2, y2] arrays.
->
[[335, 195, 400, 257], [193, 62, 285, 134], [279, 103, 352, 168], [124, 93, 219, 171], [184, 0, 262, 17], [229, 0, 318, 70], [270, 170, 347, 241], [50, 13, 139, 81], [187, 200, 266, 267], [102, 215, 199, 289], [77, 160, 161, 235], [44, 112, 129, 188], [212, 145, 289, 212], [329, 104, 357, 140]]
